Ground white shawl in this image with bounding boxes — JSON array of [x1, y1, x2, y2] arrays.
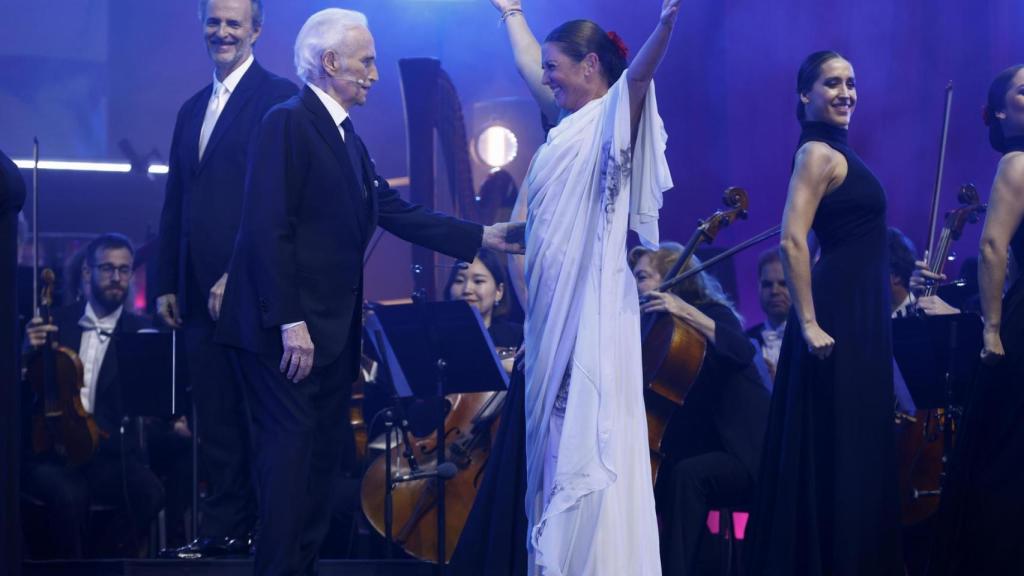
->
[[523, 73, 672, 575]]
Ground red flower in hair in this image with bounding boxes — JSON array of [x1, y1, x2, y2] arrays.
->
[[607, 31, 628, 59]]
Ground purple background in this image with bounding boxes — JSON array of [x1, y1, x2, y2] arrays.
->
[[3, 0, 1023, 325]]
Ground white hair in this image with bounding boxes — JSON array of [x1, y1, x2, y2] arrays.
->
[[294, 8, 369, 84]]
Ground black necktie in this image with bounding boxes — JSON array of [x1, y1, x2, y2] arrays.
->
[[341, 117, 366, 198]]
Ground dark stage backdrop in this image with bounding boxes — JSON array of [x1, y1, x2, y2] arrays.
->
[[1, 0, 1021, 324]]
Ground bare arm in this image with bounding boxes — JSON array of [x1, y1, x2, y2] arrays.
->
[[780, 142, 845, 358], [978, 153, 1024, 363], [490, 0, 559, 123], [626, 0, 681, 138]]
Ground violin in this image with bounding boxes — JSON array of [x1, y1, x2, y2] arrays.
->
[[359, 346, 517, 563], [896, 183, 984, 526], [641, 187, 748, 483], [25, 269, 103, 466]]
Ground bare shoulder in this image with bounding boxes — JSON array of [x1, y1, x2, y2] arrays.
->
[[794, 141, 847, 191], [996, 151, 1024, 193]]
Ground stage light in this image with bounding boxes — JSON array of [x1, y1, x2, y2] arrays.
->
[[475, 125, 518, 170], [12, 159, 132, 173], [148, 164, 170, 175]]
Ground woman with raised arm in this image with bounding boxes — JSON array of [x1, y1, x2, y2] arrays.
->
[[928, 64, 1024, 576], [490, 1, 679, 574], [747, 51, 903, 575]]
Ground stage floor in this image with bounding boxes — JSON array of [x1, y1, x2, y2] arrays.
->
[[24, 559, 436, 576]]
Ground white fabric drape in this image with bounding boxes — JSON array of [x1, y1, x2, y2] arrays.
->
[[523, 73, 672, 576]]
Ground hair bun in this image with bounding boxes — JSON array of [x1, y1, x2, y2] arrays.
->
[[607, 31, 628, 59]]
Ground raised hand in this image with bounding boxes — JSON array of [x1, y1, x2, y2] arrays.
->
[[489, 0, 522, 14], [660, 0, 682, 27]]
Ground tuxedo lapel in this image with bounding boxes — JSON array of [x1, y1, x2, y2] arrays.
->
[[198, 62, 267, 173], [183, 87, 209, 173], [299, 87, 371, 229]]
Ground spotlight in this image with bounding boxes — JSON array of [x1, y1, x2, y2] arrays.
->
[[475, 125, 518, 171]]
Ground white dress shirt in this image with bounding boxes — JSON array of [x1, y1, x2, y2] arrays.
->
[[198, 54, 255, 159], [759, 319, 787, 369], [78, 303, 123, 414]]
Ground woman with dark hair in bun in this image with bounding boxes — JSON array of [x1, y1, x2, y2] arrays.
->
[[747, 51, 903, 575], [928, 64, 1024, 576], [487, 1, 680, 573]]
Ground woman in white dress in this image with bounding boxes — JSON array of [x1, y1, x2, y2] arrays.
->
[[490, 1, 681, 574]]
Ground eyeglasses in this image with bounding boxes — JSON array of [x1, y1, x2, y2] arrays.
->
[[94, 263, 133, 278]]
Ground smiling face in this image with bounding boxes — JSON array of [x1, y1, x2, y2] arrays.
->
[[541, 42, 604, 113], [801, 58, 857, 128], [995, 68, 1024, 138], [448, 258, 504, 327], [202, 0, 261, 80], [323, 25, 378, 110]]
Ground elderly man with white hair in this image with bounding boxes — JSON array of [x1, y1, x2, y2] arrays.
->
[[215, 8, 524, 575]]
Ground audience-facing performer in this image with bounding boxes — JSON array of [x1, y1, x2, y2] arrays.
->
[[744, 247, 791, 379], [155, 0, 296, 558], [748, 51, 903, 574], [929, 63, 1024, 576], [631, 244, 770, 576], [214, 9, 522, 575], [489, 0, 681, 573], [22, 234, 163, 558]]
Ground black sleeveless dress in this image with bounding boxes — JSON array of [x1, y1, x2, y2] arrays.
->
[[928, 138, 1024, 575], [748, 122, 903, 575]]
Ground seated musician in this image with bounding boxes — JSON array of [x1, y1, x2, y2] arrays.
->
[[631, 243, 770, 576], [888, 227, 961, 317], [444, 248, 523, 370], [21, 233, 164, 558], [744, 247, 791, 380]]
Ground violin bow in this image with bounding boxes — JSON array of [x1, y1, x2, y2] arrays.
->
[[925, 82, 954, 267]]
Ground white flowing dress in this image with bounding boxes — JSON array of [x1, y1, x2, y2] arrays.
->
[[523, 73, 672, 576]]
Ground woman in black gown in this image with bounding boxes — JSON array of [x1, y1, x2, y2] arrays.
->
[[928, 64, 1024, 575], [747, 51, 903, 575]]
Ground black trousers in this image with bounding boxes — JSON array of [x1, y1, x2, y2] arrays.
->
[[234, 348, 355, 576], [22, 452, 165, 558], [183, 282, 257, 540], [662, 452, 754, 576]]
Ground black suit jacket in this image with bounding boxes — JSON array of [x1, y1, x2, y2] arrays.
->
[[40, 303, 152, 457], [745, 321, 767, 349], [156, 61, 296, 315], [216, 86, 482, 373]]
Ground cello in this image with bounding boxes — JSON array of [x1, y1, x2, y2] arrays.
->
[[359, 347, 517, 563], [896, 183, 985, 525], [641, 187, 748, 483]]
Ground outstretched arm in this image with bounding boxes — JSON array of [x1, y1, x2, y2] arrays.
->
[[490, 0, 560, 123], [626, 0, 682, 137]]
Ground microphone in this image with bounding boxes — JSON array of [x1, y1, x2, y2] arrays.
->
[[393, 462, 458, 484]]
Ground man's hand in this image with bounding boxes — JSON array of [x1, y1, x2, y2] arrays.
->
[[915, 295, 960, 316], [25, 316, 58, 348], [909, 260, 946, 294], [281, 322, 315, 383], [482, 222, 526, 254], [208, 273, 228, 321], [156, 294, 183, 329]]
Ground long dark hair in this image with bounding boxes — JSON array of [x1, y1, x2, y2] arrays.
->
[[796, 50, 845, 122], [983, 64, 1024, 153], [545, 20, 628, 87], [443, 248, 510, 318]]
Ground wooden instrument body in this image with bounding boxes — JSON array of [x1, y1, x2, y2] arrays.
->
[[896, 409, 950, 525]]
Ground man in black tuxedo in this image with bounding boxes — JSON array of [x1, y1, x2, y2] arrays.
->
[[22, 234, 164, 558], [215, 8, 523, 575], [155, 0, 296, 558]]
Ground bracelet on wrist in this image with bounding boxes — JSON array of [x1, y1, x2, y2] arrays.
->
[[500, 7, 523, 25]]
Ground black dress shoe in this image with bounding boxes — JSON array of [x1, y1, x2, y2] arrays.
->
[[158, 536, 252, 559]]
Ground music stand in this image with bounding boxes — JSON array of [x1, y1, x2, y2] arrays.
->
[[364, 301, 508, 572], [893, 312, 982, 503]]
